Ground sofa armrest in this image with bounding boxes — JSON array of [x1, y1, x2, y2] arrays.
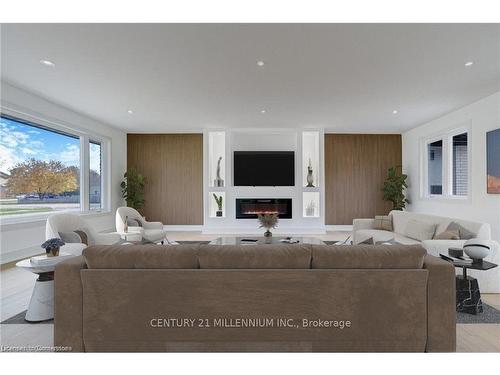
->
[[54, 256, 87, 352], [423, 254, 456, 352], [352, 218, 375, 232]]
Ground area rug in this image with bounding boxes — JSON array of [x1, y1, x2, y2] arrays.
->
[[4, 304, 500, 325], [456, 303, 500, 324]]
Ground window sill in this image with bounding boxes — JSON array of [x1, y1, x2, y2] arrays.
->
[[0, 209, 112, 228], [419, 195, 471, 203]]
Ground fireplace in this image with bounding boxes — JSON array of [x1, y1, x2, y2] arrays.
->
[[236, 198, 292, 219]]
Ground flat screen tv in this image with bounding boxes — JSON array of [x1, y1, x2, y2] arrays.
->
[[233, 151, 295, 186]]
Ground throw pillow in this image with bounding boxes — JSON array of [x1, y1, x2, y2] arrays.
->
[[59, 230, 89, 245], [446, 222, 475, 240], [404, 220, 437, 241], [373, 215, 393, 231], [127, 218, 143, 227], [433, 229, 460, 240]]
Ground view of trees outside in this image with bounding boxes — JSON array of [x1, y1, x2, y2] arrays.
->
[[0, 116, 100, 217]]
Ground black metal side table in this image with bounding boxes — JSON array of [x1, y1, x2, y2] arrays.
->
[[440, 254, 498, 315]]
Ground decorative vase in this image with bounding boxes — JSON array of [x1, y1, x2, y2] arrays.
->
[[48, 247, 60, 257], [306, 166, 314, 187], [216, 210, 223, 217], [264, 229, 272, 237], [124, 215, 129, 233], [214, 156, 224, 187]]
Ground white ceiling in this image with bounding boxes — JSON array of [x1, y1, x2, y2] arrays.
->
[[1, 24, 499, 133]]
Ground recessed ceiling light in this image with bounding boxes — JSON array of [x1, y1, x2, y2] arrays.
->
[[39, 59, 55, 67], [260, 109, 266, 114], [127, 110, 134, 114], [392, 110, 398, 114], [257, 60, 265, 67], [465, 61, 474, 67]]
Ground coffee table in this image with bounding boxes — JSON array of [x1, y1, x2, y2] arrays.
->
[[209, 236, 325, 245]]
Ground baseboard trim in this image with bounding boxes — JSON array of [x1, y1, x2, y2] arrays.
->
[[164, 225, 204, 231]]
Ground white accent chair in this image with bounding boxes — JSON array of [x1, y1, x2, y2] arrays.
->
[[115, 207, 167, 244], [46, 213, 121, 256]]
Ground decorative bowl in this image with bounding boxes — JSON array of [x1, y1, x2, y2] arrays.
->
[[463, 239, 490, 261]]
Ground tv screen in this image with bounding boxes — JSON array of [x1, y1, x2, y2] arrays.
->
[[233, 151, 295, 186]]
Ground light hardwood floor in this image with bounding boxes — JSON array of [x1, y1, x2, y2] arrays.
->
[[1, 231, 499, 352]]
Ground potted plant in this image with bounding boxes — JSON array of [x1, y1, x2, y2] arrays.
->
[[121, 168, 146, 211], [257, 213, 279, 237], [213, 193, 223, 217], [41, 238, 65, 257], [382, 166, 409, 211]]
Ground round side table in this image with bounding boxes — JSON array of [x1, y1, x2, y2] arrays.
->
[[16, 259, 57, 322], [16, 254, 76, 322]]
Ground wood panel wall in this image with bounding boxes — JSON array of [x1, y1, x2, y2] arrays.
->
[[325, 134, 402, 225], [127, 134, 203, 225]]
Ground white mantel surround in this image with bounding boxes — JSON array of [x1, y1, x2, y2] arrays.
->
[[203, 128, 326, 235]]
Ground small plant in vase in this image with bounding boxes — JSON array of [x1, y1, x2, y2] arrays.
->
[[213, 193, 223, 217], [257, 213, 279, 237], [41, 238, 65, 257]]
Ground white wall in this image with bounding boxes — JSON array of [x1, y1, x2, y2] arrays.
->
[[0, 82, 127, 264], [402, 92, 500, 241]]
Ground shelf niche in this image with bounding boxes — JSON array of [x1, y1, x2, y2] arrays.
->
[[302, 131, 320, 188], [209, 191, 226, 218], [208, 131, 226, 188], [303, 191, 320, 218]]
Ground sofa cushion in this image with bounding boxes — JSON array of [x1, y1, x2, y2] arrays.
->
[[446, 222, 475, 240], [197, 244, 311, 269], [354, 229, 421, 245], [404, 220, 437, 241], [373, 215, 393, 231], [83, 244, 199, 269], [433, 229, 460, 240], [311, 244, 426, 269]]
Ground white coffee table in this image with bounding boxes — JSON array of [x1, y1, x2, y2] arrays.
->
[[16, 254, 75, 322]]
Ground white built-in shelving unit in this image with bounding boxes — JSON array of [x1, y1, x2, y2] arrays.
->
[[203, 128, 325, 234]]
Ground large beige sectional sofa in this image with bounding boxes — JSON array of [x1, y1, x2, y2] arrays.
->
[[54, 243, 456, 352], [353, 210, 499, 293]]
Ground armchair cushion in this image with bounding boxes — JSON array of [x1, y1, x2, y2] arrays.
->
[[59, 230, 89, 245], [93, 232, 122, 245], [127, 218, 142, 227]]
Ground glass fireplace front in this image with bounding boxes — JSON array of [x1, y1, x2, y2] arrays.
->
[[235, 198, 292, 219]]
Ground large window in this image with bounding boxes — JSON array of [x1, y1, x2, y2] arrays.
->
[[423, 128, 469, 199], [89, 141, 102, 210], [427, 140, 443, 195], [0, 114, 107, 218], [452, 133, 468, 196]]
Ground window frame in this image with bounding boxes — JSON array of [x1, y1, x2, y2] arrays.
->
[[0, 108, 111, 223], [420, 122, 471, 201]]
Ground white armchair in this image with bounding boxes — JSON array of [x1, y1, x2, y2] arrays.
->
[[115, 207, 167, 243], [46, 213, 121, 255]]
